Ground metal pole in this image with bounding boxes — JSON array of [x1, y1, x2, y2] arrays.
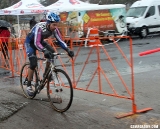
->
[[17, 15, 20, 38]]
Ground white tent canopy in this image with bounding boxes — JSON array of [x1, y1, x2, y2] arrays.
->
[[74, 4, 126, 11], [0, 0, 47, 37], [45, 0, 125, 12], [0, 0, 46, 15], [45, 0, 98, 12]]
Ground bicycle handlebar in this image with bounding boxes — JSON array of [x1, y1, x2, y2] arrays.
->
[[51, 52, 66, 56], [139, 48, 160, 56], [52, 53, 73, 61], [37, 52, 68, 61]]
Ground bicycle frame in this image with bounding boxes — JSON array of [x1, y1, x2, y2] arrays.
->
[[36, 53, 66, 93]]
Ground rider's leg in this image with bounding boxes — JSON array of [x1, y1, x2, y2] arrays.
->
[[27, 68, 34, 86], [25, 42, 37, 96], [42, 42, 55, 78], [27, 54, 37, 96]]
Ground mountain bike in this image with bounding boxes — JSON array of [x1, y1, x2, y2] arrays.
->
[[20, 53, 73, 112]]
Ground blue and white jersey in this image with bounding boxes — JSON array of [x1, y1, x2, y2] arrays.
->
[[25, 22, 68, 51]]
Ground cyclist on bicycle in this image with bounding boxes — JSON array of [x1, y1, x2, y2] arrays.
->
[[24, 12, 74, 96]]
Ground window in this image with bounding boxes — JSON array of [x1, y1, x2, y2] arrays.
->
[[126, 6, 147, 18], [146, 6, 155, 17], [158, 5, 160, 15]]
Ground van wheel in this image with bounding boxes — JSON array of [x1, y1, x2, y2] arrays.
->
[[139, 27, 148, 38]]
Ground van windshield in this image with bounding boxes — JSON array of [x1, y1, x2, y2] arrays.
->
[[126, 6, 147, 18]]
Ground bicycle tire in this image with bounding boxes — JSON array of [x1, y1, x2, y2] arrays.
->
[[47, 69, 73, 112], [20, 62, 38, 99]]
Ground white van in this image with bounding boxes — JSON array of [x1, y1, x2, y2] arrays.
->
[[126, 0, 160, 38]]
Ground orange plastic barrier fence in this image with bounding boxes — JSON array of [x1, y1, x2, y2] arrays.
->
[[0, 35, 152, 119], [71, 35, 152, 118], [0, 38, 14, 75]]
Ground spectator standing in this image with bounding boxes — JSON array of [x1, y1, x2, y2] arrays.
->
[[0, 27, 10, 66], [29, 16, 37, 29]]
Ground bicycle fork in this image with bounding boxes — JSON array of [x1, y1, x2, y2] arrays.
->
[[50, 69, 63, 93]]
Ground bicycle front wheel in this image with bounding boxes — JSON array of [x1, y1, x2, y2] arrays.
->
[[47, 69, 73, 112], [20, 63, 38, 99]]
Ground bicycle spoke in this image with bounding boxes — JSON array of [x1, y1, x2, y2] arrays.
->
[[20, 63, 38, 99], [47, 69, 73, 112]]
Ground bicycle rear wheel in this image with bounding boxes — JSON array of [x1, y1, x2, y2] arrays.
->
[[47, 69, 73, 112], [20, 62, 38, 99]]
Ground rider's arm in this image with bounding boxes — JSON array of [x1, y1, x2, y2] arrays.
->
[[34, 26, 44, 51], [53, 27, 68, 51]]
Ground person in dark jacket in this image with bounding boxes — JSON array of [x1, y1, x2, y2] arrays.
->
[[29, 16, 37, 29], [0, 27, 10, 61]]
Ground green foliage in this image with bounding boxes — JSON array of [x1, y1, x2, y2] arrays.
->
[[0, 0, 19, 9]]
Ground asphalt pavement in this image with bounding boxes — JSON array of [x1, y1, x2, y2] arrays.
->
[[0, 67, 160, 129]]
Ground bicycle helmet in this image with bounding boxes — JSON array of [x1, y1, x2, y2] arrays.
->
[[46, 12, 60, 23]]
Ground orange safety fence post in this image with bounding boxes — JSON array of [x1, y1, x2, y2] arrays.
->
[[69, 39, 76, 88], [9, 39, 14, 77], [13, 38, 26, 75]]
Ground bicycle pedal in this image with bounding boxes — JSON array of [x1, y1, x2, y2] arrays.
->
[[23, 81, 28, 85], [60, 88, 63, 92], [55, 88, 63, 92]]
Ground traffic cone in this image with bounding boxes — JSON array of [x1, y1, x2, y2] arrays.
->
[[88, 28, 102, 46]]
